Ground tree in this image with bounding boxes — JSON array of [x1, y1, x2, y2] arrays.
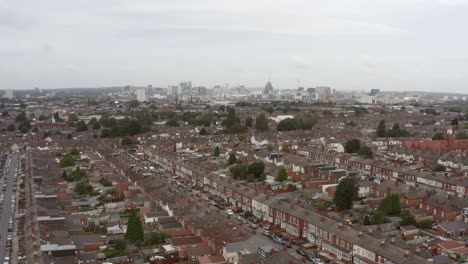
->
[[59, 153, 75, 168], [166, 118, 179, 126], [265, 106, 274, 114], [76, 120, 88, 132], [32, 126, 39, 133], [248, 162, 265, 178], [129, 100, 140, 108], [358, 146, 373, 158], [276, 167, 288, 182], [345, 139, 361, 153], [245, 117, 253, 127], [378, 194, 401, 216], [74, 181, 94, 195], [1, 111, 8, 117], [66, 133, 73, 140], [255, 114, 269, 131], [15, 112, 27, 123], [68, 113, 78, 122], [125, 210, 144, 242], [229, 163, 249, 180], [122, 136, 138, 146], [199, 127, 208, 135], [38, 115, 47, 121], [400, 214, 416, 226], [363, 215, 371, 225], [7, 124, 15, 132], [213, 146, 220, 157], [53, 112, 60, 120], [228, 153, 237, 165], [266, 144, 274, 151], [70, 148, 80, 156], [432, 133, 444, 140], [451, 117, 459, 126], [93, 122, 101, 130], [333, 177, 358, 211], [433, 164, 446, 172], [376, 120, 387, 137], [370, 210, 389, 225]]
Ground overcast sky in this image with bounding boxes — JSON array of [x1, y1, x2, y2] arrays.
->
[[1, 0, 468, 92]]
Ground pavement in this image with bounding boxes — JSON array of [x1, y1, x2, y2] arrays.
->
[[0, 152, 19, 262]]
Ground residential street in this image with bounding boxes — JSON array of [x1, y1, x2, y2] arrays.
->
[[0, 153, 19, 262]]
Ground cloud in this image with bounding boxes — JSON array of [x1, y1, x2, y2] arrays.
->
[[0, 8, 37, 30], [288, 56, 313, 70]]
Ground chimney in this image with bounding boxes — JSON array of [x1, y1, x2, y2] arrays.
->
[[358, 232, 363, 237]]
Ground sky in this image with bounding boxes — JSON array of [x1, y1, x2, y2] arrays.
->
[[1, 0, 468, 93]]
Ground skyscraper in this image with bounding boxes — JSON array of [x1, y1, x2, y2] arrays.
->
[[3, 89, 14, 99], [136, 88, 147, 102], [263, 81, 274, 95], [315, 86, 331, 101]]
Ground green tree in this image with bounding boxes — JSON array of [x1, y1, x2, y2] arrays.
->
[[333, 177, 358, 211], [53, 112, 60, 120], [15, 112, 27, 123], [265, 106, 274, 114], [70, 148, 80, 156], [245, 117, 253, 127], [125, 210, 144, 242], [433, 164, 446, 172], [166, 118, 179, 126], [76, 120, 88, 132], [415, 219, 433, 229], [276, 167, 288, 182], [59, 153, 75, 168], [68, 113, 79, 122], [370, 210, 389, 224], [229, 163, 249, 180], [255, 114, 269, 131], [129, 100, 140, 108], [378, 194, 401, 216], [451, 117, 459, 126], [376, 120, 387, 137], [358, 146, 373, 158], [363, 215, 371, 225], [1, 111, 8, 117], [38, 115, 47, 121], [400, 214, 416, 226], [345, 139, 361, 153], [228, 153, 237, 165], [432, 133, 444, 140], [7, 124, 15, 132], [199, 127, 208, 135], [248, 162, 265, 178], [213, 146, 220, 157], [74, 181, 94, 196]]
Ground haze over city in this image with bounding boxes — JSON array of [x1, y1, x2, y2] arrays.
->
[[1, 0, 468, 92]]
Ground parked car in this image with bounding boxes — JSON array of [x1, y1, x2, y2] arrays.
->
[[262, 229, 270, 236], [249, 223, 258, 229], [226, 209, 234, 215], [282, 240, 292, 248]]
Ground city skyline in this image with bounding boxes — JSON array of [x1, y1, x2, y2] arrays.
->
[[1, 0, 468, 93]]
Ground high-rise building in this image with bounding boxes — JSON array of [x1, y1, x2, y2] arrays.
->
[[136, 88, 147, 102], [3, 89, 14, 99], [369, 89, 380, 96], [315, 86, 331, 101]]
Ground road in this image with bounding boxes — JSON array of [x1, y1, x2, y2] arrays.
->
[[0, 153, 19, 262]]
